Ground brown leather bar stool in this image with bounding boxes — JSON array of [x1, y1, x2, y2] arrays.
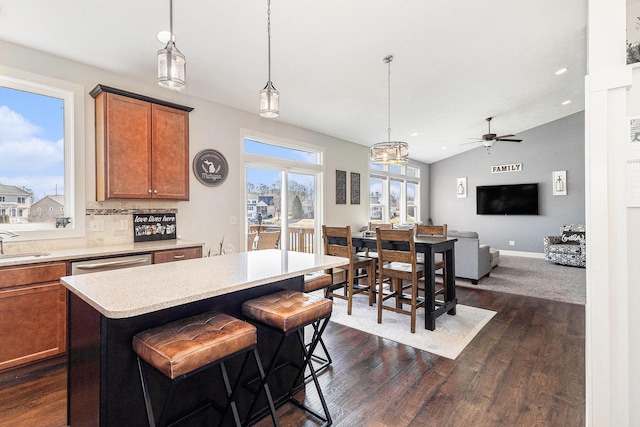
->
[[132, 311, 279, 427], [304, 271, 334, 375], [242, 290, 333, 427]]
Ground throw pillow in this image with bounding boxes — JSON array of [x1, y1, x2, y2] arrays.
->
[[561, 231, 585, 245]]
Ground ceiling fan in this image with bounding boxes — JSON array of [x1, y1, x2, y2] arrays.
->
[[462, 117, 523, 153]]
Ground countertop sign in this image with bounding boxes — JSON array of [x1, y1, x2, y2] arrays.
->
[[133, 213, 177, 242], [193, 149, 229, 186]]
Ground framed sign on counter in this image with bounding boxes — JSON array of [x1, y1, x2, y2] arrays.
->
[[193, 149, 228, 186]]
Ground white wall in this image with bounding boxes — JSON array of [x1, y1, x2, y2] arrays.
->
[[429, 112, 585, 253], [586, 0, 638, 425], [1, 39, 409, 252]]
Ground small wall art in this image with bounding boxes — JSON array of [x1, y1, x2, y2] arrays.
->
[[350, 172, 361, 204], [457, 177, 468, 198], [336, 170, 347, 204], [553, 171, 567, 196]]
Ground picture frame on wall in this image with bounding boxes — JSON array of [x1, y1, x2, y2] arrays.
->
[[351, 172, 360, 204], [336, 170, 347, 204], [457, 177, 468, 198]]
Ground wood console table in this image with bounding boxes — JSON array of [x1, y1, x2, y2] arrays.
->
[[61, 250, 347, 426]]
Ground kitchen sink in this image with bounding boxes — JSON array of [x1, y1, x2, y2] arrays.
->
[[0, 252, 51, 261]]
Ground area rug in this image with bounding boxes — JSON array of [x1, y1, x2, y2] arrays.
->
[[455, 255, 586, 305], [327, 295, 496, 360]]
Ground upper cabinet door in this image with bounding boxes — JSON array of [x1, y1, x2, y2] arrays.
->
[[98, 93, 152, 200], [93, 86, 192, 201], [151, 104, 189, 200]]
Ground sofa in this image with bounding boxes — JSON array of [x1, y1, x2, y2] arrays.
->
[[544, 224, 586, 267], [447, 230, 493, 284]]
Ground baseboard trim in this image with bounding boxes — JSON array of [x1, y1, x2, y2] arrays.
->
[[499, 250, 545, 259]]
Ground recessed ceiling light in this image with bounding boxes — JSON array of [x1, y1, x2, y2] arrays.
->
[[555, 67, 569, 75], [410, 132, 420, 137], [562, 99, 572, 105], [441, 146, 448, 150], [157, 30, 174, 44]]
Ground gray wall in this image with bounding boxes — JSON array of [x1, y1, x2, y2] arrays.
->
[[429, 112, 585, 253]]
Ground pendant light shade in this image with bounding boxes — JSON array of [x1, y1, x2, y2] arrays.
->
[[259, 0, 279, 118], [370, 55, 409, 165], [158, 0, 186, 89]]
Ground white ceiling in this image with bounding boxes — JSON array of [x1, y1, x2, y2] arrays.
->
[[0, 0, 587, 164]]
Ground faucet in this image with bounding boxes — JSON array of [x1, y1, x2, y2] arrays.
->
[[0, 231, 19, 255]]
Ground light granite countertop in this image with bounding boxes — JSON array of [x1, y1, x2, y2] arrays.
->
[[0, 239, 203, 267], [61, 249, 348, 319]]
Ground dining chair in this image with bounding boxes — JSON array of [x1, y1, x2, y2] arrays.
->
[[255, 231, 280, 250], [356, 222, 393, 259], [376, 228, 425, 333], [323, 225, 375, 315], [247, 232, 258, 251], [415, 224, 448, 300]]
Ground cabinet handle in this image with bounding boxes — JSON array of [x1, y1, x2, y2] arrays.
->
[[153, 190, 158, 194], [148, 189, 152, 193], [173, 255, 186, 259]]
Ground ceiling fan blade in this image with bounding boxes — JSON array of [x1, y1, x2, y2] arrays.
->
[[496, 138, 522, 142], [495, 134, 515, 139]]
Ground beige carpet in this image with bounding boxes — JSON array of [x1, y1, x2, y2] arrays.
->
[[455, 255, 586, 305], [327, 294, 496, 360]]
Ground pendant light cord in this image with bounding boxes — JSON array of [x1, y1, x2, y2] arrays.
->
[[267, 0, 272, 82], [169, 0, 174, 45], [387, 57, 391, 143]]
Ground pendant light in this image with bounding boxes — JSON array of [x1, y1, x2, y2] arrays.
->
[[259, 0, 279, 118], [158, 0, 186, 89], [370, 55, 409, 165]]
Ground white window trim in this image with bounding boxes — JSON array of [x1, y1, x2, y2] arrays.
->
[[0, 66, 85, 240], [240, 128, 324, 253]]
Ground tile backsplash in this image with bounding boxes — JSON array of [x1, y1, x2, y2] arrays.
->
[[4, 206, 178, 254]]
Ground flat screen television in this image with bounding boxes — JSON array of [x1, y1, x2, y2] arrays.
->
[[476, 183, 539, 215]]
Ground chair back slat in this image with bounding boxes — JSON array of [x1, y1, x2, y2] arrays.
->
[[256, 231, 280, 250], [322, 225, 354, 261], [369, 222, 392, 231], [375, 228, 417, 266], [415, 224, 447, 238]]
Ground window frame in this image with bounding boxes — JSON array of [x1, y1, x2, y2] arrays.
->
[[368, 162, 420, 224], [0, 67, 85, 240]]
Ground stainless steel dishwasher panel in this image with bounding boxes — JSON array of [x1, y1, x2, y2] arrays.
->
[[71, 253, 152, 275]]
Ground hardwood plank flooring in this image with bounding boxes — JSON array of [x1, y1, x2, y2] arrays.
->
[[0, 287, 585, 427]]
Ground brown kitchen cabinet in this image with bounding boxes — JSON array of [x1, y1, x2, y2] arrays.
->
[[91, 85, 193, 201], [152, 246, 203, 264], [0, 262, 67, 371]]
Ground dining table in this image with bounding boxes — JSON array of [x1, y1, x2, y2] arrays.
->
[[350, 232, 458, 331]]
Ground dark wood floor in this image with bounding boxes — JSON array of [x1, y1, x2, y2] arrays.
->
[[0, 287, 585, 427]]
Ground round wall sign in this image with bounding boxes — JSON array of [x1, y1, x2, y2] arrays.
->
[[193, 149, 229, 186]]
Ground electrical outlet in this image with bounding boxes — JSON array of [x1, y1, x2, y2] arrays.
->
[[120, 219, 128, 230], [90, 220, 104, 232], [509, 240, 515, 246], [229, 216, 238, 225]]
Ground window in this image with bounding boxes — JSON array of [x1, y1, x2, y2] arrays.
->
[[243, 132, 323, 253], [369, 163, 420, 224], [0, 70, 85, 239]]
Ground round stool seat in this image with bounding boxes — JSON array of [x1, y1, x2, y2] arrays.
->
[[242, 290, 332, 332], [133, 311, 256, 379]]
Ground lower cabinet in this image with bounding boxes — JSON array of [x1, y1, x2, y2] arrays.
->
[[0, 262, 67, 371], [152, 246, 202, 264]]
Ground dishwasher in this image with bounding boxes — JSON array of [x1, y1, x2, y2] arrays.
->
[[70, 253, 152, 275]]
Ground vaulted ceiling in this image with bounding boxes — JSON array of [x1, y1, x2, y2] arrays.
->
[[0, 0, 587, 164]]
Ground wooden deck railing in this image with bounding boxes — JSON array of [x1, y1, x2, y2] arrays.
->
[[249, 225, 316, 253]]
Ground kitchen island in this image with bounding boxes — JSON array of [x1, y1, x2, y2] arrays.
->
[[61, 249, 347, 426]]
